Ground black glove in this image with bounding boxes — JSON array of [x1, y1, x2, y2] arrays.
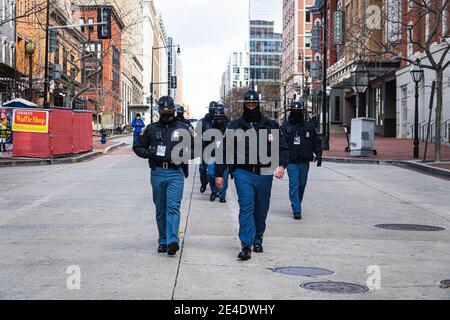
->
[[314, 154, 322, 167]]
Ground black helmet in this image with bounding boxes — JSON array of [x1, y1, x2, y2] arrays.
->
[[176, 104, 185, 115], [288, 99, 305, 111], [158, 96, 175, 113], [243, 89, 260, 110], [208, 101, 218, 115], [209, 101, 218, 109], [213, 104, 226, 119], [244, 90, 260, 102], [136, 113, 141, 118]]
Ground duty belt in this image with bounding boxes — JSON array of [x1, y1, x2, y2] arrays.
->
[[240, 165, 262, 175], [155, 161, 179, 170]]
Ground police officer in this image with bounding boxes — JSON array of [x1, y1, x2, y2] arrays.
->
[[207, 104, 229, 203], [133, 96, 193, 256], [198, 101, 217, 193], [215, 90, 289, 261], [175, 105, 192, 128], [280, 99, 322, 220]]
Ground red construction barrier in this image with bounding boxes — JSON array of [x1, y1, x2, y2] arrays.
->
[[12, 108, 93, 158], [12, 132, 51, 158], [73, 111, 93, 154], [49, 108, 73, 155]]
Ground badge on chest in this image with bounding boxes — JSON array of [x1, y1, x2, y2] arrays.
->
[[157, 145, 166, 157], [294, 136, 301, 145]]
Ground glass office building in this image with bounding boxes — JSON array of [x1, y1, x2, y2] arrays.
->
[[249, 0, 282, 83]]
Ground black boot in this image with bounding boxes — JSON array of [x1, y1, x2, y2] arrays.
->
[[238, 247, 252, 260], [219, 198, 226, 203], [293, 212, 302, 220], [253, 244, 263, 253], [167, 242, 180, 256], [210, 192, 218, 201], [157, 244, 168, 253], [200, 184, 207, 193]]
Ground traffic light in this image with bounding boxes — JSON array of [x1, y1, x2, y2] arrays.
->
[[97, 7, 112, 40], [49, 29, 58, 52]]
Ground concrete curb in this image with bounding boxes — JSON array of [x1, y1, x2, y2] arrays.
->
[[323, 156, 450, 178], [0, 142, 127, 168], [399, 160, 450, 178], [102, 142, 127, 154]]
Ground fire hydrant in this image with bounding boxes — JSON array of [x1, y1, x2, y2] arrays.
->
[[100, 128, 107, 144]]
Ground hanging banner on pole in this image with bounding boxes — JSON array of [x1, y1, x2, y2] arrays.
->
[[12, 109, 49, 133]]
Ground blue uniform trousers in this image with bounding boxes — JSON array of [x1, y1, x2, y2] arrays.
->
[[234, 168, 273, 249], [150, 167, 184, 245], [287, 162, 310, 214], [199, 163, 209, 187], [207, 162, 229, 200]]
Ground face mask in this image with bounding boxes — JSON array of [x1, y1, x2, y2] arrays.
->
[[243, 104, 261, 123], [213, 119, 226, 130], [289, 110, 304, 124], [159, 113, 176, 125]]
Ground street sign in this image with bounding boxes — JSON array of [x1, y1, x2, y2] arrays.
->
[[49, 29, 58, 52], [97, 7, 112, 40], [334, 11, 344, 45], [170, 76, 177, 89]]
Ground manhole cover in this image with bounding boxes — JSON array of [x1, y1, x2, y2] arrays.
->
[[440, 280, 450, 288], [375, 224, 445, 231], [272, 267, 334, 277], [300, 281, 369, 294]]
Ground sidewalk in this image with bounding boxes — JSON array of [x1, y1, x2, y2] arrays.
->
[[325, 135, 450, 161], [0, 135, 130, 167]]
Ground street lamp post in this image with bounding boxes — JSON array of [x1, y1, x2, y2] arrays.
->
[[325, 85, 332, 148], [321, 0, 329, 150], [351, 68, 369, 118], [150, 45, 180, 123], [410, 60, 424, 159], [25, 41, 36, 101]]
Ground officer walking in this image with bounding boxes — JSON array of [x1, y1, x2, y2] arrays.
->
[[175, 105, 192, 128], [207, 104, 229, 203], [198, 101, 217, 193], [215, 90, 289, 261], [280, 100, 322, 220], [133, 96, 192, 256]]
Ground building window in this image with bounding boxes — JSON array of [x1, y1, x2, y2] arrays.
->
[[88, 18, 95, 32], [80, 18, 85, 32], [305, 32, 311, 48], [305, 10, 311, 23]]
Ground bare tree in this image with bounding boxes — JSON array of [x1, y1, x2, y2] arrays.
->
[[223, 87, 248, 120], [345, 0, 450, 161]]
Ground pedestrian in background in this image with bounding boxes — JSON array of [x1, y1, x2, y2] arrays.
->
[[133, 96, 193, 256], [281, 100, 322, 220], [132, 113, 145, 142], [207, 104, 229, 203], [215, 89, 289, 261]]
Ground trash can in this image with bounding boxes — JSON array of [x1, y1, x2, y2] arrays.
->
[[350, 118, 377, 157]]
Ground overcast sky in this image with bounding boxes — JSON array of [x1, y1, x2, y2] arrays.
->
[[153, 0, 249, 119]]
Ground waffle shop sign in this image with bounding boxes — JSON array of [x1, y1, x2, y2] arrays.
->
[[12, 109, 49, 133]]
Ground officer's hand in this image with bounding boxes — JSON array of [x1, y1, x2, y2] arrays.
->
[[215, 177, 224, 189], [314, 155, 323, 167], [274, 166, 285, 179]]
